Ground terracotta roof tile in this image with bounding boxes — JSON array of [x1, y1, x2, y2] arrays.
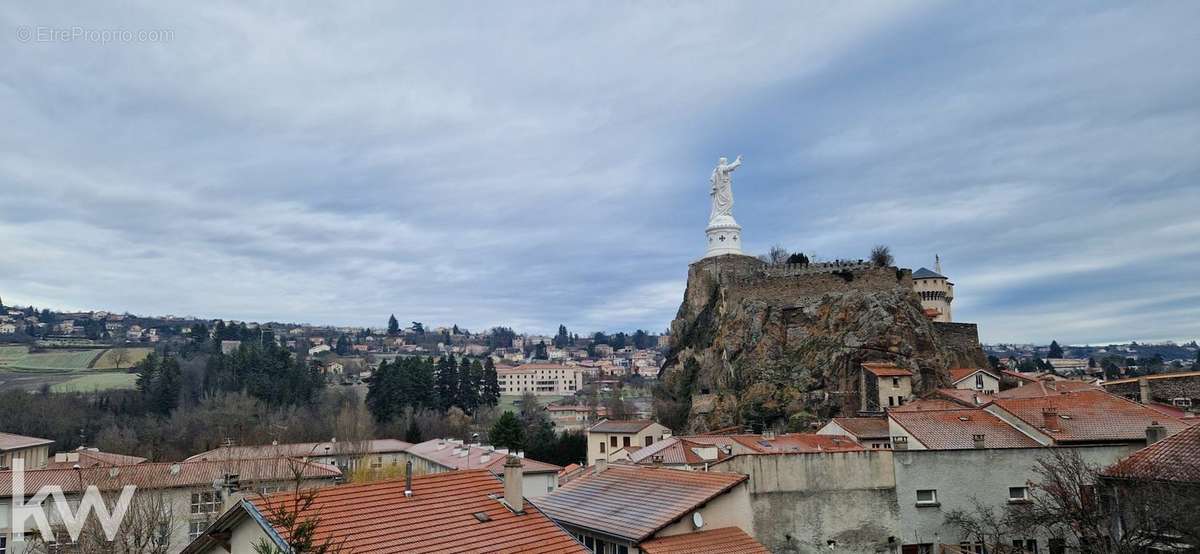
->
[[829, 417, 890, 439], [407, 439, 561, 475], [933, 388, 992, 407], [640, 527, 769, 554], [991, 389, 1191, 443], [890, 408, 1041, 449], [1102, 422, 1200, 482], [588, 419, 658, 433], [993, 380, 1099, 399], [862, 362, 913, 377], [532, 464, 748, 542], [890, 398, 965, 412], [629, 437, 736, 465], [727, 433, 863, 454], [948, 368, 997, 384], [249, 470, 587, 553]]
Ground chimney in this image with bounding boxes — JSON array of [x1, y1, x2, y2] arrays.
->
[[1138, 377, 1151, 404], [1042, 408, 1059, 431], [651, 455, 664, 467], [1145, 421, 1167, 445], [972, 434, 986, 449], [503, 455, 524, 514], [404, 460, 413, 497]]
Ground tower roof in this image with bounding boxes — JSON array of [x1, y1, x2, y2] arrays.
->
[[912, 267, 946, 279]]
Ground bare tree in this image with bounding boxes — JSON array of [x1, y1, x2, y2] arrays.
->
[[252, 459, 345, 554], [760, 244, 790, 265], [870, 245, 893, 267]]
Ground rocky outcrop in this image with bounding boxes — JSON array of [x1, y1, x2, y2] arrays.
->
[[655, 254, 988, 433]]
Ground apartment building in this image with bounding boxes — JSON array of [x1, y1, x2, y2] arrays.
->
[[496, 363, 583, 396]]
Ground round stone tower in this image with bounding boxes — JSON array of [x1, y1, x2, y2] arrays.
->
[[913, 255, 954, 322]]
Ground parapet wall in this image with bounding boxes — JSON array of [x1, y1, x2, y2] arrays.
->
[[690, 255, 913, 305]]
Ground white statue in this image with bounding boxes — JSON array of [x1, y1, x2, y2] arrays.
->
[[709, 155, 742, 223]]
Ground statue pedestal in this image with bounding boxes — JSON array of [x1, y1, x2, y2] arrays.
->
[[704, 217, 743, 258]]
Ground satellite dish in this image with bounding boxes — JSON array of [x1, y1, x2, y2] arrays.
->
[[691, 511, 704, 529]]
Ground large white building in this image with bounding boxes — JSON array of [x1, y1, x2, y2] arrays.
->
[[496, 363, 583, 396]]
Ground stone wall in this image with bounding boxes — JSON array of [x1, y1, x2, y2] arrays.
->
[[1103, 373, 1200, 405], [931, 322, 989, 369], [712, 450, 900, 554]]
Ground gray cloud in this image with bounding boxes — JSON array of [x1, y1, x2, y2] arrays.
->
[[1, 2, 1197, 344]]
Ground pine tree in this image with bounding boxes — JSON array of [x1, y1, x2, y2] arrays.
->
[[435, 355, 459, 411], [489, 412, 524, 451], [481, 357, 500, 407], [154, 356, 182, 416], [1048, 340, 1064, 358], [404, 416, 422, 443], [387, 314, 399, 336], [135, 353, 160, 396], [457, 357, 481, 413], [554, 325, 569, 348]]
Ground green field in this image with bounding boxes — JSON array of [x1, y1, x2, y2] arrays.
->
[[50, 372, 138, 393], [92, 347, 153, 369], [0, 346, 27, 361], [0, 349, 102, 372]]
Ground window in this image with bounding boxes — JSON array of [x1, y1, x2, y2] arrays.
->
[[892, 377, 900, 388], [1012, 539, 1038, 553], [189, 520, 209, 540], [191, 491, 221, 514], [644, 436, 653, 447], [1008, 486, 1029, 502], [623, 436, 631, 447], [975, 374, 984, 389], [915, 489, 938, 506], [1, 537, 6, 554], [888, 397, 895, 407], [610, 436, 618, 448], [599, 442, 606, 453]]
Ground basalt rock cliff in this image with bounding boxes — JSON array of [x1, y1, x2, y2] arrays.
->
[[655, 254, 988, 433]]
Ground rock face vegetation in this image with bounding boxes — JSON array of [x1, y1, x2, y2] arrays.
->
[[655, 255, 987, 433]]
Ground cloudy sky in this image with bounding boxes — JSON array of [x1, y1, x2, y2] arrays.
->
[[2, 3, 1198, 344]]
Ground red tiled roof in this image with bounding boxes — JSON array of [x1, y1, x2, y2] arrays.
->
[[862, 362, 913, 377], [829, 417, 890, 439], [532, 465, 748, 542], [407, 440, 561, 474], [727, 433, 863, 454], [640, 526, 769, 554], [990, 389, 1191, 443], [244, 470, 586, 553], [588, 419, 658, 434], [185, 438, 412, 462], [993, 380, 1099, 399], [1001, 370, 1038, 383], [0, 432, 52, 452], [948, 368, 997, 384], [628, 437, 734, 466], [1102, 422, 1200, 483], [890, 408, 1041, 449], [889, 398, 965, 412], [0, 457, 340, 497]]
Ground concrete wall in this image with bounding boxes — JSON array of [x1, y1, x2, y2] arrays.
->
[[1104, 374, 1200, 405], [712, 451, 900, 554], [891, 445, 1138, 549]]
